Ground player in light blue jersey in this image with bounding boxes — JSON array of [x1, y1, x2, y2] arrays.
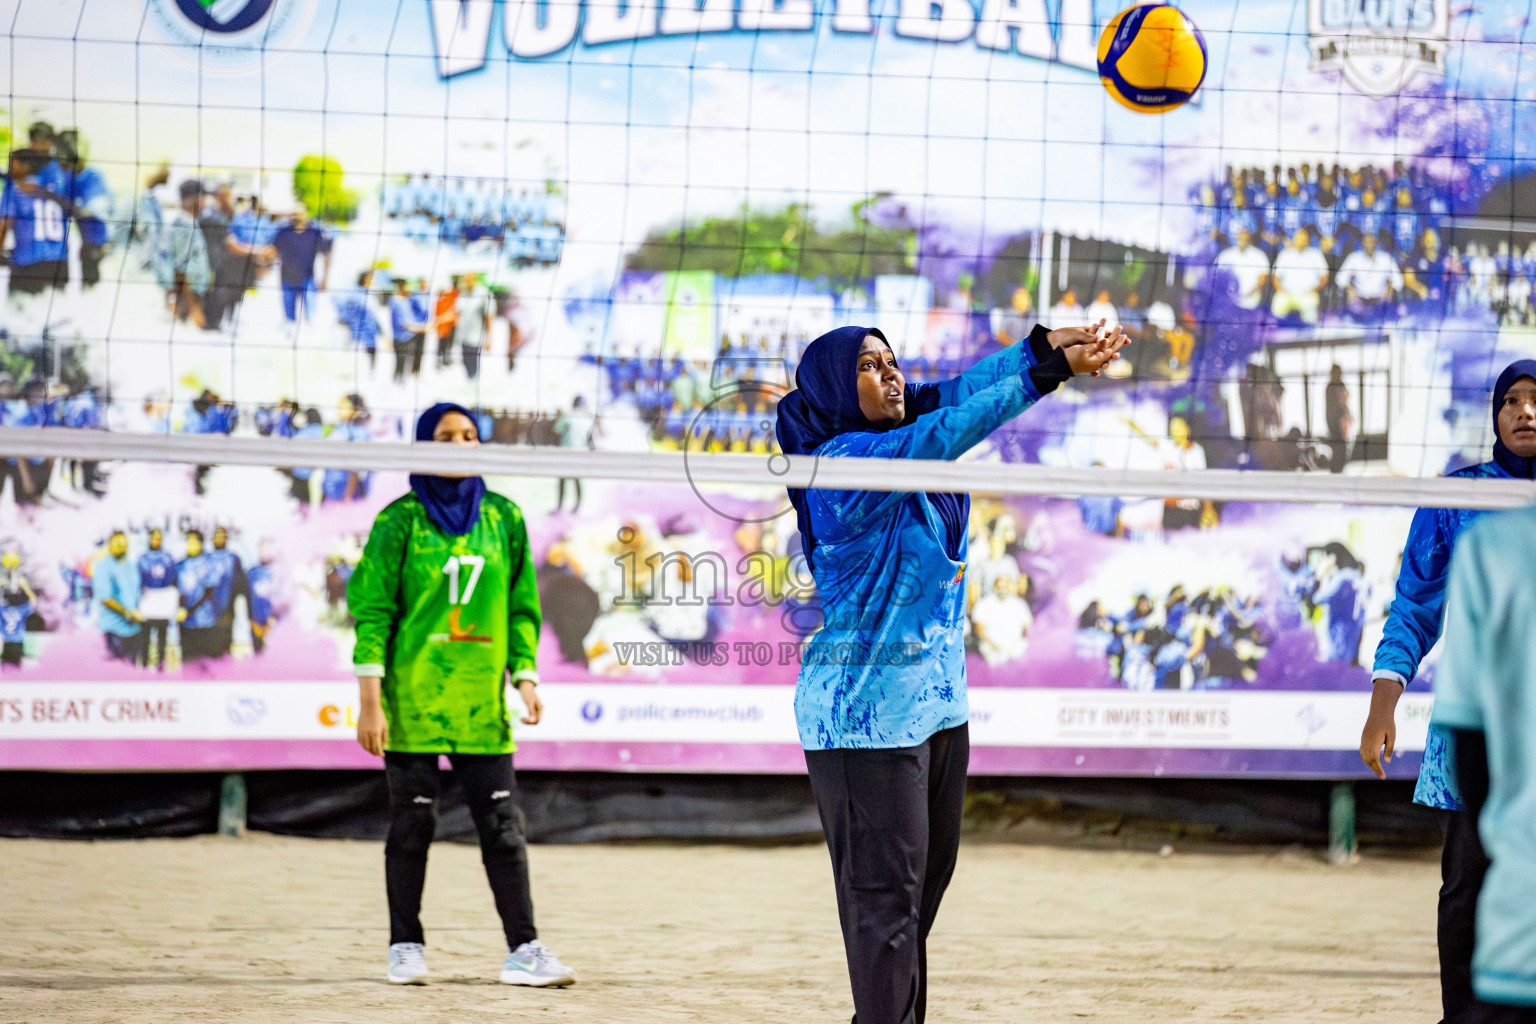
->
[[321, 394, 372, 503], [1432, 488, 1536, 1022], [335, 271, 381, 370]]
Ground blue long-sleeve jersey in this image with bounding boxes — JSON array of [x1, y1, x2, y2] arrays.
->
[[794, 340, 1048, 750], [1373, 460, 1512, 809]]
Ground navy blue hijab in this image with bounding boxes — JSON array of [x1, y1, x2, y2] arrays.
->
[[775, 326, 968, 567], [1493, 359, 1536, 479], [411, 402, 487, 536]]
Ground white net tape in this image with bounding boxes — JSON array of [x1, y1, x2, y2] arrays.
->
[[4, 427, 1531, 509]]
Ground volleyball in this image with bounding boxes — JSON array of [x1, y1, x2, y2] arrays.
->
[[1097, 4, 1207, 114]]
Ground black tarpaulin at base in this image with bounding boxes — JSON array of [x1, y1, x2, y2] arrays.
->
[[0, 771, 1439, 847]]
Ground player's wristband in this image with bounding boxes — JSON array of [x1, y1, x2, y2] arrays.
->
[[1027, 347, 1073, 395], [1026, 323, 1053, 364]]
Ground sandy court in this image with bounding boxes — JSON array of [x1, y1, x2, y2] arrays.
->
[[2, 834, 1438, 1023]]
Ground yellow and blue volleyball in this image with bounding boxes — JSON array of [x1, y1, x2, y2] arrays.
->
[[1097, 4, 1207, 114]]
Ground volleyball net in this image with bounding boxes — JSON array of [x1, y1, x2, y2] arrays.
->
[[1, 0, 1533, 776]]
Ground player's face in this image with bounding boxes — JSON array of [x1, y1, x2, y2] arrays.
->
[[855, 336, 904, 428], [214, 529, 228, 549], [109, 534, 128, 557], [431, 411, 481, 478], [186, 535, 203, 558], [433, 411, 479, 446], [1498, 378, 1536, 458], [149, 530, 162, 550]]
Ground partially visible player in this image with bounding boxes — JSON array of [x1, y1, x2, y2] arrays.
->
[[55, 130, 114, 290], [349, 402, 575, 989], [1360, 359, 1536, 1023], [0, 550, 36, 669], [1432, 501, 1536, 1023], [0, 149, 71, 300], [271, 202, 331, 323], [138, 529, 179, 671]]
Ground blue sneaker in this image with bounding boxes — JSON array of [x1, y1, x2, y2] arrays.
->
[[499, 940, 576, 987]]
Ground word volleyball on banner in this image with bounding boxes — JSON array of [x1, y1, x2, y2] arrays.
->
[[427, 0, 1100, 74]]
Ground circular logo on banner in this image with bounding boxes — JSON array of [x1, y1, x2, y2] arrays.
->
[[142, 0, 326, 74], [174, 0, 278, 32]]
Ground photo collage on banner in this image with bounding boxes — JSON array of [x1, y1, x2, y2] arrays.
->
[[0, 0, 1521, 774]]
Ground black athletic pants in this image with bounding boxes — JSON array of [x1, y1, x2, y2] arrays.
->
[[1440, 806, 1490, 1024], [80, 243, 103, 289], [805, 723, 969, 1024], [384, 751, 537, 950], [1445, 729, 1536, 1024]]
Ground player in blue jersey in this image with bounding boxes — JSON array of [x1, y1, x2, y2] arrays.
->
[[55, 130, 114, 290], [288, 407, 326, 505], [1221, 195, 1257, 250], [183, 389, 237, 496], [381, 175, 406, 220], [1258, 179, 1285, 253], [207, 527, 247, 656], [0, 550, 36, 669], [321, 394, 372, 503], [1404, 229, 1450, 320], [255, 399, 299, 438], [1191, 183, 1222, 249], [272, 203, 332, 323], [410, 173, 441, 243], [1311, 542, 1365, 664], [1312, 186, 1342, 263], [389, 277, 430, 382], [2, 378, 57, 504], [1360, 362, 1536, 1024], [1354, 186, 1387, 249], [246, 539, 279, 654], [1277, 179, 1307, 240], [335, 271, 381, 370], [138, 528, 180, 671], [227, 197, 277, 320], [178, 528, 241, 664], [1390, 188, 1420, 260], [0, 149, 71, 297], [61, 386, 106, 496]]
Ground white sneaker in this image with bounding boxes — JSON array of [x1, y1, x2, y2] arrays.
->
[[387, 942, 429, 985], [499, 940, 576, 987]]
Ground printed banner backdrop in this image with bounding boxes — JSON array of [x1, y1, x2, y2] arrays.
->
[[0, 0, 1527, 774]]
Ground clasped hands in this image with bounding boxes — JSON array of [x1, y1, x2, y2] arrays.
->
[[1048, 319, 1130, 377]]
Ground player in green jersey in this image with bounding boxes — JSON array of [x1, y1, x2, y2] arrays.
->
[[349, 402, 576, 988]]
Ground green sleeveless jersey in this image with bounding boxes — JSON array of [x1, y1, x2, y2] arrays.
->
[[349, 491, 541, 754]]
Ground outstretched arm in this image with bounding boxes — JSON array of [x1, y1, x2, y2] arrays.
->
[[917, 321, 1116, 409], [812, 331, 1127, 535]]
